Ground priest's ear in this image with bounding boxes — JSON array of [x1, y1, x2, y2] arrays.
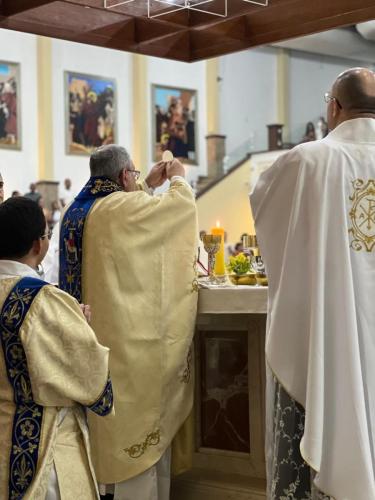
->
[[120, 165, 138, 193], [327, 99, 341, 131], [118, 168, 127, 190]]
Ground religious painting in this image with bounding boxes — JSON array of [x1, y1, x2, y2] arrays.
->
[[65, 71, 116, 155], [152, 84, 197, 164], [0, 61, 21, 150]]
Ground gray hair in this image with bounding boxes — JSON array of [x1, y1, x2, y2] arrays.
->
[[89, 145, 131, 182]]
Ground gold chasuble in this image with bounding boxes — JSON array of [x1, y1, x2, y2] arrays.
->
[[0, 276, 113, 500], [79, 179, 198, 483]]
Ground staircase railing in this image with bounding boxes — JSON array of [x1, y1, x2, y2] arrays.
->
[[222, 137, 256, 174], [196, 137, 256, 198]]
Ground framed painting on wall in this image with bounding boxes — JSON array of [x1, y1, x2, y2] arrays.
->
[[0, 61, 21, 150], [152, 84, 197, 164], [65, 71, 117, 155]]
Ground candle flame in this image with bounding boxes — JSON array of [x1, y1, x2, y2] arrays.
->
[[216, 221, 220, 228]]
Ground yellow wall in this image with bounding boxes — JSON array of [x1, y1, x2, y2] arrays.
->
[[37, 36, 54, 180], [197, 159, 254, 244], [132, 54, 148, 176], [206, 58, 219, 134]]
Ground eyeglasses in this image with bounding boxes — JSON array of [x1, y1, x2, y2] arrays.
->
[[324, 92, 342, 109], [41, 229, 53, 241], [127, 169, 141, 180]]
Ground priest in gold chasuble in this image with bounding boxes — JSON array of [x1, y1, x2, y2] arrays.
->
[[0, 197, 113, 500], [59, 145, 198, 499]]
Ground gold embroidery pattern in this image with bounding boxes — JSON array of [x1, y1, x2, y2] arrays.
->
[[87, 373, 113, 416], [123, 429, 161, 459], [180, 346, 192, 384], [191, 257, 199, 293], [349, 179, 375, 252], [90, 178, 121, 195], [0, 278, 46, 500]]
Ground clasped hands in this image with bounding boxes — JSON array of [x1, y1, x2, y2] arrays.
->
[[145, 158, 185, 189]]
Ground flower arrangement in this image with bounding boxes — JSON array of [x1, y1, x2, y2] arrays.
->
[[226, 253, 252, 275]]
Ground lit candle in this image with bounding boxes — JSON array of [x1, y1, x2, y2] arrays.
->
[[211, 221, 225, 275]]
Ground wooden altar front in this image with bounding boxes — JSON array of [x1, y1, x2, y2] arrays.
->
[[171, 286, 268, 500]]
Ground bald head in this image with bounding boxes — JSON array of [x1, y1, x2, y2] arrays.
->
[[333, 67, 375, 114]]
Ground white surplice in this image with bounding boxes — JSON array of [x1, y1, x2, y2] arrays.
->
[[43, 221, 60, 285], [250, 118, 375, 500], [99, 447, 171, 500]]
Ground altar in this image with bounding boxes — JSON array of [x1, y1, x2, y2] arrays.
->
[[171, 286, 268, 500]]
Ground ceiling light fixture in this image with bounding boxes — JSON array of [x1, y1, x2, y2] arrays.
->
[[104, 0, 135, 9], [104, 0, 268, 19], [148, 0, 227, 19]]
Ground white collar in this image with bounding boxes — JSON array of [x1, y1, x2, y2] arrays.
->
[[0, 260, 41, 280], [327, 117, 375, 144]]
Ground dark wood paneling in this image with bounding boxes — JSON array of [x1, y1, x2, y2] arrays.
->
[[1, 0, 56, 17], [1, 0, 375, 61]]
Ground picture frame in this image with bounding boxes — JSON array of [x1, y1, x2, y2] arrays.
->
[[65, 71, 117, 155], [0, 61, 21, 150], [152, 84, 198, 165]]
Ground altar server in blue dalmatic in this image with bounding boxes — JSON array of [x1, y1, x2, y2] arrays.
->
[[0, 197, 114, 500]]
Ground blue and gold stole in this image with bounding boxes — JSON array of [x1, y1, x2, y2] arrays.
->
[[59, 176, 122, 302], [59, 176, 117, 418], [0, 276, 47, 500]]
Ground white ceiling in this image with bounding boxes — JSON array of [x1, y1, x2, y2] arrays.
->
[[271, 22, 375, 64]]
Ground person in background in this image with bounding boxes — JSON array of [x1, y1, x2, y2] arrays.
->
[[11, 190, 21, 197], [0, 196, 113, 499], [223, 231, 231, 261], [38, 196, 52, 226], [60, 177, 75, 207], [301, 121, 316, 142], [50, 200, 62, 228], [233, 242, 243, 256], [315, 116, 329, 140], [24, 182, 41, 204]]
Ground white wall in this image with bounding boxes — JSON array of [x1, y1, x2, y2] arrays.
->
[[0, 29, 38, 198], [147, 56, 207, 185], [52, 39, 133, 194], [219, 47, 278, 156], [289, 50, 373, 143], [1, 28, 374, 199]]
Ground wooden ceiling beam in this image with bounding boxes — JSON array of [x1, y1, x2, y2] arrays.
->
[[134, 17, 187, 44], [190, 0, 375, 60], [137, 31, 191, 61], [1, 0, 57, 17], [0, 0, 375, 62]]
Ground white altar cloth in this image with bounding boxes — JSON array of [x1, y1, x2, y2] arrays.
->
[[198, 286, 268, 315]]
